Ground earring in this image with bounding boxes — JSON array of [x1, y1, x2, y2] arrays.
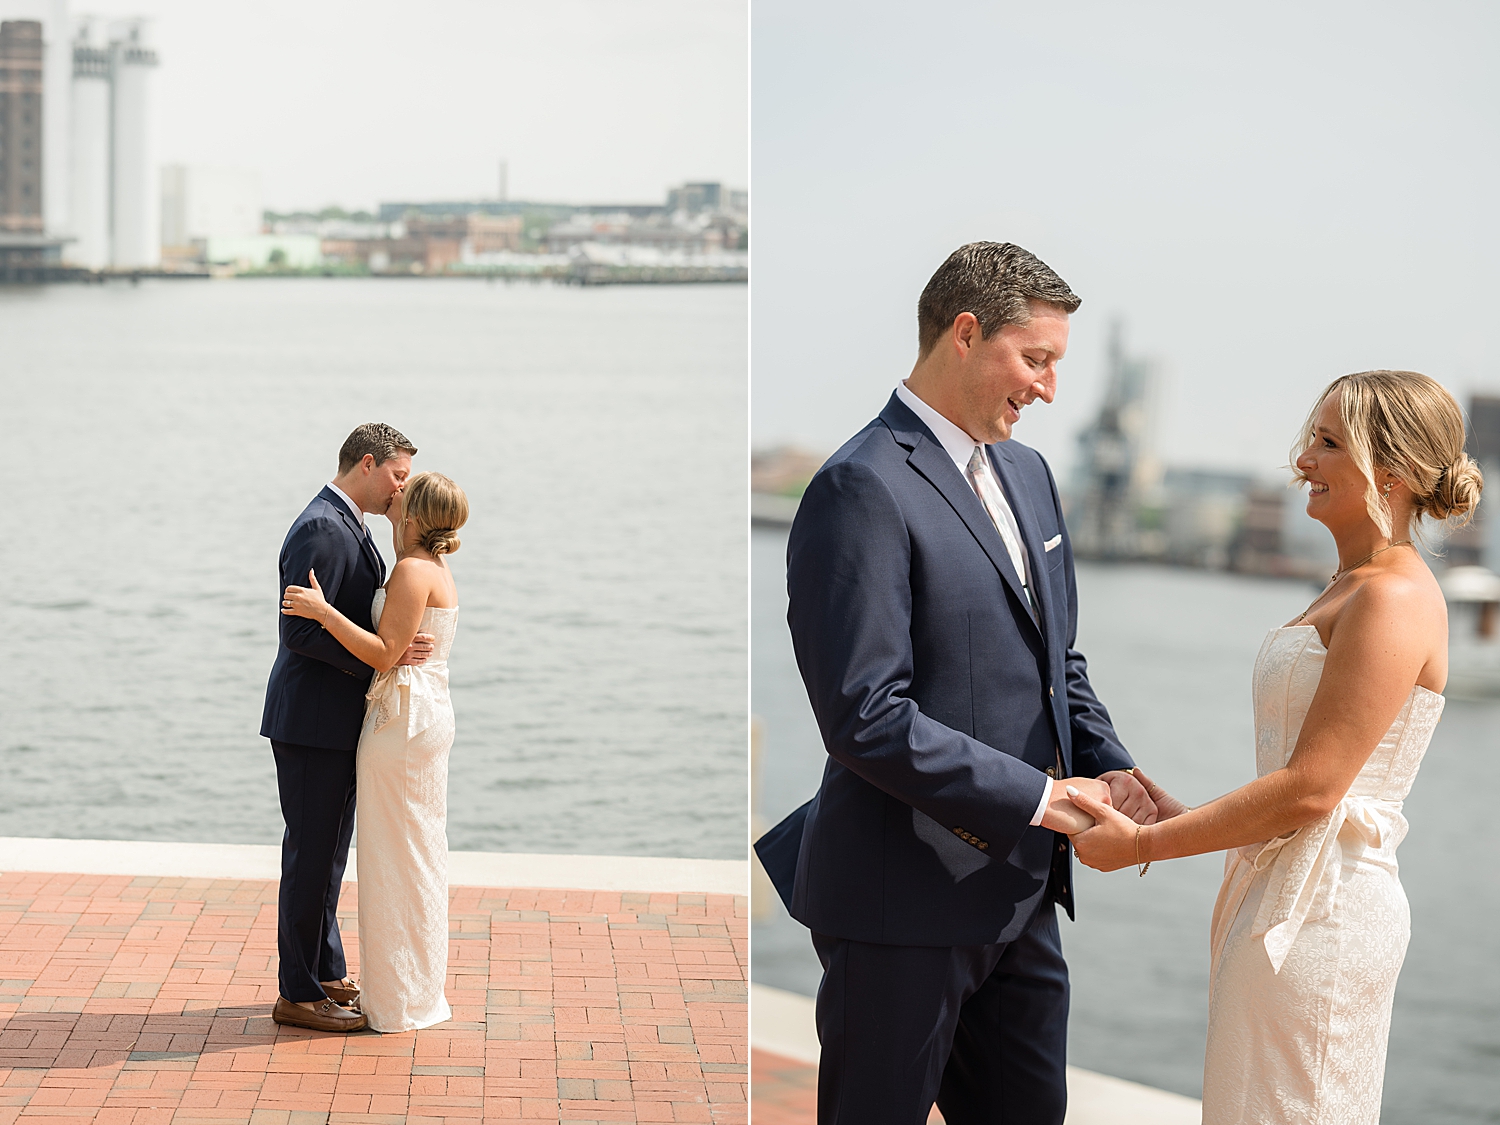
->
[[1383, 482, 1394, 495]]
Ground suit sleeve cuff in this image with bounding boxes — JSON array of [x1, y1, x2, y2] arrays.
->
[[1029, 776, 1054, 827]]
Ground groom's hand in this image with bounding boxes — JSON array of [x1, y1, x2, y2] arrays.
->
[[1101, 770, 1159, 825], [397, 632, 436, 665], [1040, 776, 1111, 834], [1130, 767, 1192, 821]]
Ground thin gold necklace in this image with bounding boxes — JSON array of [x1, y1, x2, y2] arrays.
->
[[1293, 540, 1413, 625]]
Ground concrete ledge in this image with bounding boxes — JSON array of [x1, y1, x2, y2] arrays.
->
[[751, 983, 1201, 1124], [0, 836, 748, 896], [751, 981, 823, 1064]]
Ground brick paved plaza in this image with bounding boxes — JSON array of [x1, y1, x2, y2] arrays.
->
[[748, 1050, 812, 1125], [0, 870, 747, 1125]]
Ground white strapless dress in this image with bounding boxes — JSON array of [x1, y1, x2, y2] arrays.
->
[[355, 590, 459, 1032], [1202, 624, 1442, 1123]]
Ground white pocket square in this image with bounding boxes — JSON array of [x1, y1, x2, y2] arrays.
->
[[1043, 534, 1062, 552]]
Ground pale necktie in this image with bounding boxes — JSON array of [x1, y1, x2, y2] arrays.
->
[[966, 446, 1037, 620], [359, 521, 384, 581]]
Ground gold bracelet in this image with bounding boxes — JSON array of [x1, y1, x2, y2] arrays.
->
[[1135, 823, 1151, 877]]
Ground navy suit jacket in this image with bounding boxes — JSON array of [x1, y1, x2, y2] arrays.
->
[[260, 487, 386, 752], [756, 393, 1132, 947]]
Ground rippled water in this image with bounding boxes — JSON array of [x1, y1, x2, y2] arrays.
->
[[0, 278, 747, 860], [753, 528, 1500, 1123]]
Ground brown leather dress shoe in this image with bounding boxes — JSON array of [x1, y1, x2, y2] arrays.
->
[[321, 978, 361, 1007], [272, 995, 367, 1032]]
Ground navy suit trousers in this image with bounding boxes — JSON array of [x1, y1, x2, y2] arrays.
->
[[812, 901, 1069, 1125], [271, 740, 357, 1001]]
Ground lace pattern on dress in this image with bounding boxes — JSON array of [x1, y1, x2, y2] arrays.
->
[[364, 590, 459, 738], [1215, 627, 1443, 973]]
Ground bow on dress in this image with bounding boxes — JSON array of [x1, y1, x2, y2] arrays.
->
[[1217, 795, 1407, 975], [366, 662, 448, 738]]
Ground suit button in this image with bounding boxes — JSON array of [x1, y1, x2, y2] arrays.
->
[[1046, 767, 1056, 778]]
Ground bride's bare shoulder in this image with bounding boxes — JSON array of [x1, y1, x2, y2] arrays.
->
[[1342, 564, 1446, 633], [391, 556, 445, 581]]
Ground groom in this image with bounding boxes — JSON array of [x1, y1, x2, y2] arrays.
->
[[261, 422, 432, 1033], [756, 243, 1156, 1124]]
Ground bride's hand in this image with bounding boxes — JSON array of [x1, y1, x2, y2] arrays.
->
[[1065, 786, 1141, 872], [1039, 776, 1108, 833], [281, 568, 330, 623]]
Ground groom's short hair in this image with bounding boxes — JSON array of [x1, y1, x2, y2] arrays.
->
[[337, 423, 417, 474], [917, 242, 1081, 357]]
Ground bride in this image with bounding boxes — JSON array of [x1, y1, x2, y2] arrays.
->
[[1066, 370, 1481, 1123], [283, 470, 469, 1033]]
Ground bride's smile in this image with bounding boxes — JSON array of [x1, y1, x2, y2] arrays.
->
[[1291, 392, 1402, 538]]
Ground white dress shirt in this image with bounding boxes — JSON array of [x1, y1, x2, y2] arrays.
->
[[896, 381, 1054, 827]]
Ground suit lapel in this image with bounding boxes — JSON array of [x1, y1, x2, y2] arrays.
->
[[990, 443, 1051, 645], [881, 396, 1042, 643], [319, 486, 385, 583]]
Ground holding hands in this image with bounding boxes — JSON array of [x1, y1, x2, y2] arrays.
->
[[1038, 775, 1113, 833], [1037, 768, 1163, 834], [1100, 768, 1159, 824], [1067, 768, 1189, 872]]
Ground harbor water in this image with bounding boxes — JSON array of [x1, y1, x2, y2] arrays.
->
[[0, 279, 747, 860], [753, 526, 1500, 1123]]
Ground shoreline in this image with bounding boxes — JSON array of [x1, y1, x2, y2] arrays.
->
[[0, 836, 747, 897], [0, 267, 749, 286]]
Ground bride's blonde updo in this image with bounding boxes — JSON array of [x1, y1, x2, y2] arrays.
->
[[1292, 370, 1483, 536], [401, 471, 469, 556]]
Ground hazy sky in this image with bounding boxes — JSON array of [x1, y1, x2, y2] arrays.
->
[[4, 0, 747, 210], [752, 1, 1500, 480]]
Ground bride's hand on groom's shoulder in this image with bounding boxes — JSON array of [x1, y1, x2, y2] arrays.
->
[[282, 569, 330, 622]]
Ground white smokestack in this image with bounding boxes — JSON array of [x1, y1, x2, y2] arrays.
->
[[108, 16, 157, 267], [64, 13, 107, 267]]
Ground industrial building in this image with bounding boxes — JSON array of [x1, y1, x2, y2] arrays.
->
[[103, 17, 158, 268], [1443, 395, 1500, 570], [1068, 323, 1158, 560], [0, 17, 66, 277], [160, 164, 261, 252], [1066, 325, 1340, 577], [0, 19, 44, 233], [0, 2, 160, 270], [67, 14, 106, 265]]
